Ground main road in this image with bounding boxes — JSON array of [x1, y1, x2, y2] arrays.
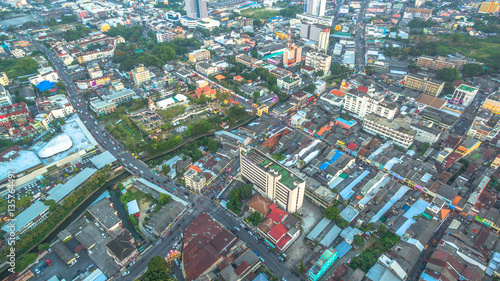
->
[[24, 36, 300, 281]]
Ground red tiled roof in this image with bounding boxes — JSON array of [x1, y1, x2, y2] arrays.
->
[[269, 223, 288, 241], [247, 194, 272, 216], [183, 212, 237, 281], [330, 89, 346, 97], [266, 207, 287, 223], [357, 86, 368, 93], [347, 143, 357, 151], [234, 261, 249, 276], [276, 234, 292, 250], [188, 165, 202, 173]]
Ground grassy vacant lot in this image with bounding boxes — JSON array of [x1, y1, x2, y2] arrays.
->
[[241, 7, 280, 19], [158, 105, 186, 119]]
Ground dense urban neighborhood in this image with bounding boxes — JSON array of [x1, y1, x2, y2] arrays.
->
[[0, 0, 500, 280]]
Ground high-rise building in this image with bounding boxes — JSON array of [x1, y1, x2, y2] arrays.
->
[[240, 148, 305, 213], [185, 0, 208, 19], [305, 0, 326, 16], [300, 22, 329, 42], [0, 72, 8, 86], [131, 64, 151, 86], [478, 1, 499, 13], [283, 44, 302, 67], [317, 28, 330, 53], [0, 85, 12, 107]]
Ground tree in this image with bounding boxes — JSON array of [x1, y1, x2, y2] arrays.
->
[[324, 206, 341, 221], [378, 224, 388, 235], [366, 222, 376, 231], [353, 234, 365, 246], [407, 64, 421, 73], [249, 212, 262, 226], [443, 81, 456, 95], [15, 253, 37, 272], [299, 261, 306, 273], [162, 164, 171, 174], [280, 5, 303, 18], [38, 243, 50, 252], [207, 138, 218, 153], [315, 70, 324, 77], [143, 256, 175, 281], [303, 83, 316, 93], [461, 63, 490, 77], [159, 194, 172, 206], [250, 49, 258, 58], [435, 67, 461, 82], [239, 184, 253, 199]]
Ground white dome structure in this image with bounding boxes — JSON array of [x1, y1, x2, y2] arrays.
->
[[38, 134, 73, 158]]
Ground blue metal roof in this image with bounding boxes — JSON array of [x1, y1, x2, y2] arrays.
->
[[320, 150, 344, 170]]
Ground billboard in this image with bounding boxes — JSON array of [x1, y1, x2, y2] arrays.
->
[[339, 8, 349, 13]]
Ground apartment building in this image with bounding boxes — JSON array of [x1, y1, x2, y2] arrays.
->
[[105, 89, 135, 104], [416, 56, 466, 70], [449, 84, 479, 107], [0, 72, 8, 86], [403, 74, 445, 97], [184, 166, 206, 192], [188, 49, 210, 62], [300, 22, 329, 42], [0, 102, 31, 126], [343, 89, 398, 120], [409, 123, 442, 143], [236, 54, 260, 68], [196, 62, 217, 76], [478, 1, 499, 13], [482, 92, 500, 113], [317, 28, 330, 53], [90, 99, 116, 115], [277, 74, 302, 91], [283, 44, 302, 67], [305, 51, 331, 74], [363, 113, 416, 148], [131, 65, 150, 86], [240, 148, 305, 213], [0, 85, 12, 107], [305, 0, 326, 16], [87, 63, 103, 79]]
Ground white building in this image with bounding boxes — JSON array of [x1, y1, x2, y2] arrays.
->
[[344, 88, 398, 120], [305, 0, 326, 16], [409, 123, 442, 144], [363, 114, 416, 148], [305, 51, 331, 74], [0, 85, 12, 107], [449, 84, 479, 107], [29, 70, 59, 86], [156, 94, 188, 110]]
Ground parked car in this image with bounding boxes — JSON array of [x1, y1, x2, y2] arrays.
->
[[122, 271, 130, 276], [168, 230, 173, 236]]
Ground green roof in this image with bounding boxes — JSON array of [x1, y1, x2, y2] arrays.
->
[[458, 85, 476, 92], [339, 173, 348, 179], [270, 163, 303, 190], [472, 153, 482, 160]]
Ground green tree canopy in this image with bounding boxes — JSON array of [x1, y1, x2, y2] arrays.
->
[[435, 67, 461, 82]]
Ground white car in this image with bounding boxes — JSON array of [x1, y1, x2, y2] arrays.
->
[[122, 271, 130, 276]]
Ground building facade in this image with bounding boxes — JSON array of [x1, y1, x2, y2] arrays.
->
[[0, 85, 12, 107], [305, 51, 331, 74], [240, 148, 305, 213], [283, 45, 302, 67], [344, 89, 398, 120], [363, 114, 416, 148], [185, 0, 208, 19], [305, 0, 326, 16], [0, 72, 8, 86], [449, 84, 479, 107], [317, 28, 330, 53], [131, 65, 151, 86], [404, 74, 445, 96], [188, 49, 211, 62], [478, 1, 499, 13]]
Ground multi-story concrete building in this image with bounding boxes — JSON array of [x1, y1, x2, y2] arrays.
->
[[283, 44, 302, 67], [416, 56, 466, 70], [317, 28, 330, 53], [403, 74, 445, 97], [300, 22, 329, 42], [188, 49, 210, 62], [483, 92, 500, 113], [196, 62, 217, 76], [363, 114, 416, 148], [0, 72, 9, 86], [343, 89, 398, 120], [131, 65, 151, 86], [305, 51, 331, 74], [0, 85, 12, 107], [184, 166, 206, 192], [236, 54, 260, 68], [409, 123, 442, 144], [305, 0, 326, 16], [87, 63, 103, 79], [478, 1, 499, 13], [240, 148, 305, 213], [277, 74, 302, 91], [185, 0, 208, 19], [105, 89, 135, 104], [90, 99, 117, 115], [449, 84, 479, 107]]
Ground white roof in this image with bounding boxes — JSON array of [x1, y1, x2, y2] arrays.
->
[[90, 151, 117, 169], [37, 133, 73, 158], [126, 199, 140, 215]]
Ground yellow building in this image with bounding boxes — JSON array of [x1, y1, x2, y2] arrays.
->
[[188, 49, 210, 63], [256, 104, 269, 116], [0, 72, 8, 86], [491, 154, 500, 169], [276, 32, 288, 39], [455, 139, 481, 157], [100, 23, 111, 32], [478, 1, 499, 13], [404, 74, 445, 97], [483, 93, 500, 114], [131, 64, 151, 86]]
